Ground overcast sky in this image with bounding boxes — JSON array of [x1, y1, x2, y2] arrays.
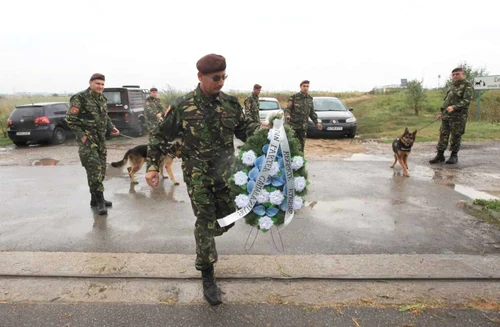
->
[[1, 0, 499, 94]]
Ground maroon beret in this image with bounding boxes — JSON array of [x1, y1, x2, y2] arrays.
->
[[89, 73, 105, 82], [300, 80, 310, 86], [196, 54, 226, 74], [150, 87, 158, 92], [253, 84, 262, 89]]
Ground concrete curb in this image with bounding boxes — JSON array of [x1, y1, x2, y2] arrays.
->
[[1, 252, 499, 279]]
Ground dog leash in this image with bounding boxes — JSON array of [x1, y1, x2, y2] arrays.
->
[[417, 118, 439, 132], [118, 133, 137, 140]]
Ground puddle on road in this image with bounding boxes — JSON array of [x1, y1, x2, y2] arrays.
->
[[344, 153, 391, 162], [32, 158, 59, 166], [453, 184, 499, 201]]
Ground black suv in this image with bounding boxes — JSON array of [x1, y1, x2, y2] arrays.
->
[[7, 102, 71, 146], [103, 85, 149, 136]]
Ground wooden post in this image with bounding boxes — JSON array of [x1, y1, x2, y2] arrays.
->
[[475, 90, 481, 121]]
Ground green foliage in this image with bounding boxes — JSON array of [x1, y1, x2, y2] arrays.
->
[[159, 84, 186, 107], [405, 80, 427, 115], [473, 199, 500, 212]]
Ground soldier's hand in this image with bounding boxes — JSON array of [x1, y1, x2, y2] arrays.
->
[[156, 113, 162, 119], [446, 106, 455, 113], [146, 171, 160, 188], [81, 135, 87, 143], [316, 123, 323, 130], [111, 127, 120, 136], [285, 116, 291, 122], [437, 113, 442, 121]]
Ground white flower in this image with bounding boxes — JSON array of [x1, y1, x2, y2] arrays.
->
[[234, 171, 248, 186], [294, 176, 307, 192], [269, 162, 280, 176], [291, 156, 304, 171], [267, 129, 275, 141], [242, 150, 257, 166], [257, 190, 270, 203], [235, 194, 250, 208], [269, 190, 284, 205], [293, 196, 303, 210], [259, 216, 274, 230]]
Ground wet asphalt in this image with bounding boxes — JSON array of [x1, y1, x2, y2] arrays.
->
[[1, 153, 499, 255]]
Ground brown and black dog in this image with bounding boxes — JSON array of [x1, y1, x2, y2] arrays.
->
[[111, 141, 182, 185], [390, 127, 417, 177]]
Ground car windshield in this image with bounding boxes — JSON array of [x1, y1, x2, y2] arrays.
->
[[313, 98, 347, 111], [259, 101, 280, 110], [10, 106, 43, 119], [103, 91, 123, 105]]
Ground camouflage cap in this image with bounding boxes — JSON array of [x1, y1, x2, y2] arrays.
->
[[196, 54, 226, 74], [89, 73, 105, 82], [300, 80, 310, 86], [253, 84, 262, 89], [150, 87, 158, 92]]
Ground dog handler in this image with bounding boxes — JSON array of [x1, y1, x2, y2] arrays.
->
[[429, 67, 473, 165], [66, 73, 120, 215], [145, 54, 260, 305]]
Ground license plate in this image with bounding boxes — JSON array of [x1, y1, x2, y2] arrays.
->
[[327, 126, 343, 131], [16, 131, 31, 136]]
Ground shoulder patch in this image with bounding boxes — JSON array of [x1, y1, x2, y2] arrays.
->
[[70, 107, 79, 115]]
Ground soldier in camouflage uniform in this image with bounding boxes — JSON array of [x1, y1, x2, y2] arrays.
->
[[66, 73, 120, 215], [430, 67, 474, 165], [144, 87, 164, 133], [243, 84, 261, 125], [284, 80, 322, 153], [145, 54, 259, 306]]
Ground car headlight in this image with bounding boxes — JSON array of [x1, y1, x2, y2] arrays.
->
[[346, 117, 357, 123]]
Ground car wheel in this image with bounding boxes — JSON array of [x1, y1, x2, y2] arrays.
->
[[51, 127, 66, 144], [13, 141, 28, 147], [347, 133, 355, 138]]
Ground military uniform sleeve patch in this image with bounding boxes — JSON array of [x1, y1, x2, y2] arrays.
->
[[70, 107, 79, 115], [246, 103, 251, 108]]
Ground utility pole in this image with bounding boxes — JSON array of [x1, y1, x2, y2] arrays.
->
[[437, 75, 441, 88]]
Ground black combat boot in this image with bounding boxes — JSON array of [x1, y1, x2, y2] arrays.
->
[[90, 192, 112, 207], [201, 265, 222, 306], [446, 151, 458, 164], [93, 191, 108, 215], [429, 151, 445, 164]]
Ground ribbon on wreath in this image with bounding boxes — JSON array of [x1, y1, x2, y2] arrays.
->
[[217, 119, 296, 228]]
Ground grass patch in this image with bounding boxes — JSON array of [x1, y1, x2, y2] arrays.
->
[[473, 199, 500, 212]]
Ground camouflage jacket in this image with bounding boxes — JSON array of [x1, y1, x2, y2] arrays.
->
[[284, 92, 318, 130], [441, 80, 474, 116], [144, 96, 164, 131], [243, 93, 260, 124], [147, 84, 260, 182], [66, 88, 114, 142]]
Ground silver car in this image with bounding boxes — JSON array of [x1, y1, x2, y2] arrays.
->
[[308, 97, 357, 138], [258, 97, 283, 123]]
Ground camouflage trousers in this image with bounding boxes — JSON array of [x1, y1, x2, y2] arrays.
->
[[437, 115, 467, 153], [185, 164, 235, 271], [78, 140, 107, 192], [293, 128, 307, 153]]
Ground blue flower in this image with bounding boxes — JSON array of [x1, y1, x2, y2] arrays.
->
[[262, 144, 269, 155], [255, 155, 265, 170], [253, 205, 266, 216], [247, 180, 255, 194], [266, 206, 279, 217], [249, 166, 260, 181], [271, 175, 285, 187], [280, 199, 288, 211]]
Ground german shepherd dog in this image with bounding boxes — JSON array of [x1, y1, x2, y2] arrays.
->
[[390, 127, 417, 177], [111, 140, 182, 185]]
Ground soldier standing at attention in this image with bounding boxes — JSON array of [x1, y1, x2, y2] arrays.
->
[[66, 73, 120, 215], [244, 84, 262, 125], [145, 54, 259, 305], [429, 67, 473, 165], [284, 80, 322, 153], [144, 87, 164, 133]]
